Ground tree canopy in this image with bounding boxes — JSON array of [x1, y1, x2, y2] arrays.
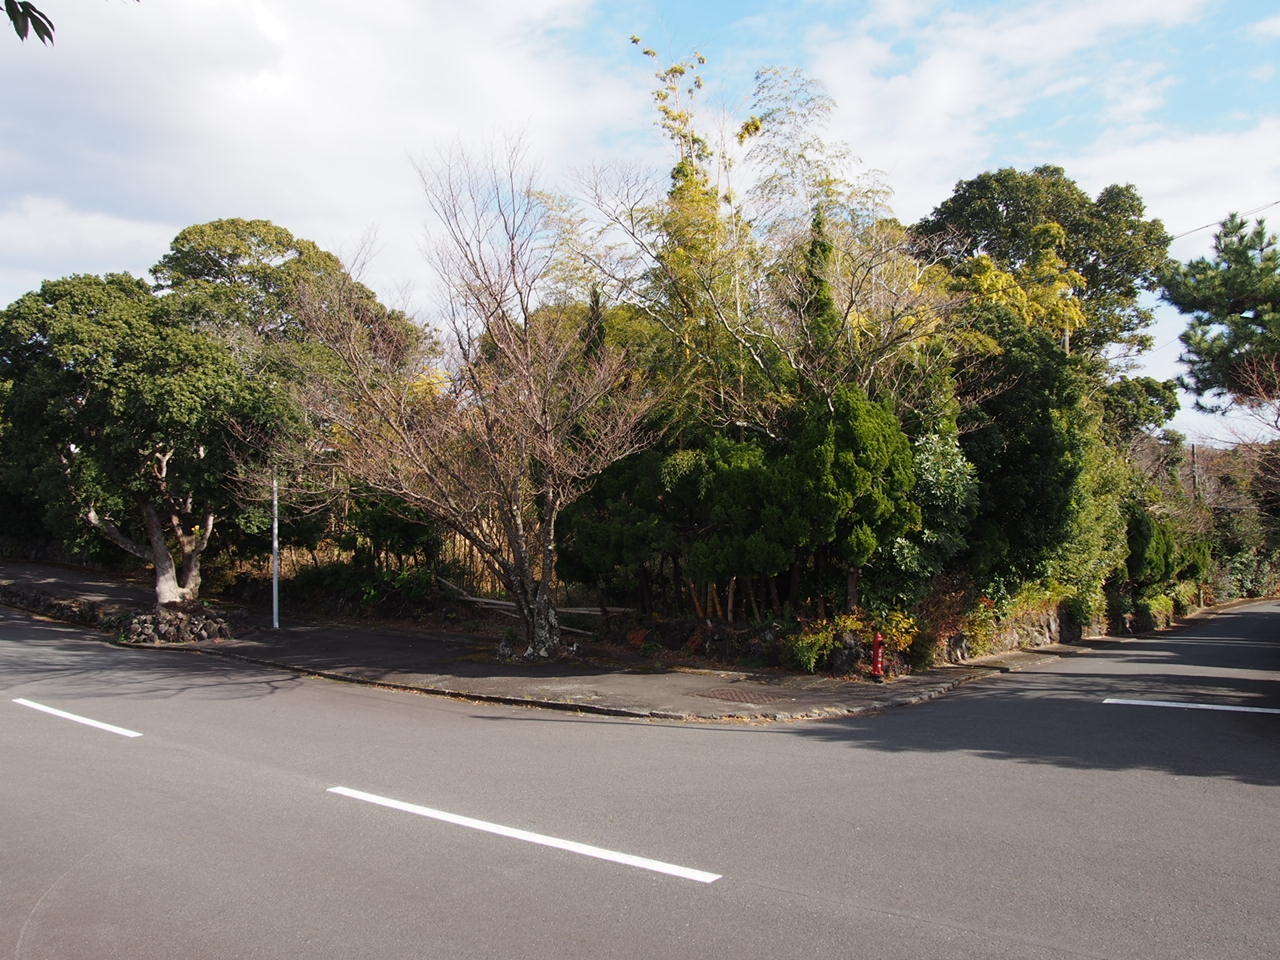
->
[[4, 51, 1267, 668], [0, 272, 290, 603], [1166, 214, 1280, 416], [915, 165, 1172, 356], [0, 219, 358, 606], [153, 218, 355, 342]]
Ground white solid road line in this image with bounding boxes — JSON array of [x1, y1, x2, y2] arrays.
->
[[1104, 697, 1280, 715], [328, 785, 722, 884], [12, 698, 144, 737]]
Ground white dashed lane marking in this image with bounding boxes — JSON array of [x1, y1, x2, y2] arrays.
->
[[1104, 697, 1280, 715], [328, 785, 722, 883], [12, 698, 144, 737]]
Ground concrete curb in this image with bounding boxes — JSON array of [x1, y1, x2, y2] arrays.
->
[[8, 565, 1248, 724], [134, 639, 1010, 723]]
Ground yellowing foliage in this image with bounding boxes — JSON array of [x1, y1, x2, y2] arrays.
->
[[787, 609, 918, 673]]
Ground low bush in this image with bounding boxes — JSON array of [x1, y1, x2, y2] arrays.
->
[[282, 562, 442, 619], [785, 610, 917, 675], [1133, 593, 1175, 631]]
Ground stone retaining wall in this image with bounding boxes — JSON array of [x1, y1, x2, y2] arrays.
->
[[0, 582, 231, 645]]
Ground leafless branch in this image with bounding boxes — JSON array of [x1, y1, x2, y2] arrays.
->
[[293, 144, 660, 657]]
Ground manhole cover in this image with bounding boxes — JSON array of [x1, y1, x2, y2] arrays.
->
[[696, 686, 792, 704]]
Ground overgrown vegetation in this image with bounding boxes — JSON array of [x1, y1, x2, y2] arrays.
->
[[4, 50, 1279, 669]]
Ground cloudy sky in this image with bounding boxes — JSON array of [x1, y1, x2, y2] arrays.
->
[[3, 0, 1277, 441]]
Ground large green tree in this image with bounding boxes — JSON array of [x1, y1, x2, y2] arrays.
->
[[917, 166, 1176, 624], [782, 386, 919, 611], [568, 52, 944, 622], [1165, 214, 1280, 416], [0, 273, 289, 604], [950, 254, 1099, 591], [153, 218, 355, 343], [915, 165, 1171, 356], [149, 218, 393, 551]]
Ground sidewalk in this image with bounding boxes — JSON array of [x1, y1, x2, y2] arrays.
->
[[0, 561, 1090, 722]]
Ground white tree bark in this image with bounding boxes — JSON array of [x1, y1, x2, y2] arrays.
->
[[86, 500, 212, 607]]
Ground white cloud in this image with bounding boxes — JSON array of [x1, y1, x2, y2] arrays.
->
[[1255, 14, 1280, 37], [1095, 61, 1175, 129], [1061, 117, 1280, 259], [0, 197, 172, 306], [1041, 76, 1090, 99], [863, 0, 936, 31], [804, 0, 1214, 220], [0, 0, 639, 313]]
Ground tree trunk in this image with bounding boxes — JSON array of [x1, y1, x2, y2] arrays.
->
[[707, 582, 723, 620], [508, 553, 563, 659], [788, 558, 806, 612], [846, 566, 861, 613], [687, 579, 706, 620], [768, 573, 782, 616], [746, 576, 762, 623], [141, 504, 201, 606], [638, 563, 653, 617], [177, 543, 204, 603], [152, 558, 184, 606], [520, 582, 561, 658]]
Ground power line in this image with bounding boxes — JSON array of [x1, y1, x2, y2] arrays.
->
[[1171, 199, 1280, 240]]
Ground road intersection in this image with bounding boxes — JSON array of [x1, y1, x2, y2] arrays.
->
[[2, 597, 1277, 959]]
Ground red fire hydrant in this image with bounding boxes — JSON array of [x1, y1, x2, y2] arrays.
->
[[871, 631, 886, 682]]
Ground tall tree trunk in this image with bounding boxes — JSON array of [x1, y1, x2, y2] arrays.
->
[[528, 589, 561, 659], [511, 567, 562, 659], [746, 576, 762, 623], [142, 505, 186, 605], [638, 563, 653, 617], [177, 543, 204, 603], [813, 552, 828, 619], [687, 579, 706, 620], [707, 582, 723, 620], [789, 558, 806, 613], [768, 573, 782, 616]]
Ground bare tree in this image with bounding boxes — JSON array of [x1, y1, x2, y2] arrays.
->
[[761, 217, 968, 404], [582, 163, 970, 433], [293, 145, 657, 658], [1221, 353, 1280, 439]]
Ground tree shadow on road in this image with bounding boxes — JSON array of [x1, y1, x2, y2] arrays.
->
[[0, 607, 302, 703], [777, 663, 1279, 787]]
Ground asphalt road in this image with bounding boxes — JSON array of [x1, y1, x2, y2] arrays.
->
[[2, 602, 1277, 959]]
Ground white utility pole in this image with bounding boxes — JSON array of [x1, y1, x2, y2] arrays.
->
[[272, 474, 280, 630]]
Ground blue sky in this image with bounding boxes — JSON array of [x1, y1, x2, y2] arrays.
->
[[2, 0, 1277, 441]]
